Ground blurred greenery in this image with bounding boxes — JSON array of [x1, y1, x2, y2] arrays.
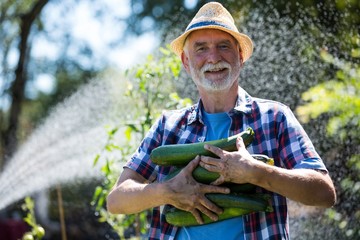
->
[[296, 46, 360, 239], [296, 49, 360, 140], [91, 47, 192, 239], [21, 197, 45, 240]]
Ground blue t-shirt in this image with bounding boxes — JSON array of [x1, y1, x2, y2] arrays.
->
[[176, 110, 244, 240]]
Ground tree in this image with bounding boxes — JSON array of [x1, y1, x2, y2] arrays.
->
[[0, 0, 106, 167], [0, 0, 49, 164]]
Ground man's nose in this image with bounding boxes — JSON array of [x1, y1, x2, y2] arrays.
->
[[207, 48, 222, 63]]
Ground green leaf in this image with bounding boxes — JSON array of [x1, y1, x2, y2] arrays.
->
[[351, 48, 360, 58], [135, 68, 144, 78], [108, 127, 118, 136], [92, 186, 103, 203], [159, 46, 170, 55], [93, 154, 100, 167], [320, 49, 334, 63]]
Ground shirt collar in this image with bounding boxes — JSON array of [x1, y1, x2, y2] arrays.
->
[[187, 87, 253, 125], [232, 87, 253, 115]]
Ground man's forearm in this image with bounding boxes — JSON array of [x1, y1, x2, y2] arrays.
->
[[106, 167, 170, 215], [107, 178, 168, 214], [250, 164, 336, 207]]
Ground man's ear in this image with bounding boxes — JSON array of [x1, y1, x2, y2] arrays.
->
[[239, 48, 244, 67], [181, 52, 190, 74]]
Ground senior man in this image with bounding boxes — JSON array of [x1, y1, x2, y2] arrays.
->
[[107, 2, 336, 239]]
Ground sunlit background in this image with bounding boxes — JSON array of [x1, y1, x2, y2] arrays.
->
[[0, 0, 359, 239]]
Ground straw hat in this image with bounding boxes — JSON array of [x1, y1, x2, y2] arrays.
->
[[170, 2, 253, 62]]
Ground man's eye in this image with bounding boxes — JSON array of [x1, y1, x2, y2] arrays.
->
[[219, 44, 229, 49]]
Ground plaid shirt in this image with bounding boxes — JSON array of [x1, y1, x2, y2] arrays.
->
[[125, 87, 327, 240]]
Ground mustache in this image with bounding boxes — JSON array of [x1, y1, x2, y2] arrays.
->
[[201, 62, 231, 72]]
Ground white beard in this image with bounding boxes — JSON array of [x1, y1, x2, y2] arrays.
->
[[189, 61, 240, 92]]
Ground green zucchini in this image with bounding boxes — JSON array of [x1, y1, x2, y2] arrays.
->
[[150, 127, 254, 166], [223, 182, 255, 193], [165, 207, 254, 227], [165, 193, 273, 226], [164, 166, 219, 184], [205, 193, 272, 212]]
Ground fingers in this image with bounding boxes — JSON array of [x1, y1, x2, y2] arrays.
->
[[202, 183, 229, 194], [236, 136, 245, 150], [199, 159, 221, 171], [190, 209, 204, 225], [204, 144, 224, 158], [182, 183, 229, 224], [210, 175, 225, 186], [190, 194, 224, 224], [175, 155, 231, 224], [184, 156, 200, 173], [204, 135, 246, 157], [196, 203, 220, 222]]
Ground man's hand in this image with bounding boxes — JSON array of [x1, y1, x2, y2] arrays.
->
[[165, 156, 230, 224], [199, 137, 263, 185], [198, 136, 336, 208]]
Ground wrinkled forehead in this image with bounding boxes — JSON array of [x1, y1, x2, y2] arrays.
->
[[184, 29, 239, 49]]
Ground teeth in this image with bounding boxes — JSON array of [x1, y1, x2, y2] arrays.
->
[[202, 62, 229, 72], [209, 68, 223, 72]]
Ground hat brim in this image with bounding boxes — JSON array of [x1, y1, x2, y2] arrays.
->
[[170, 26, 253, 62]]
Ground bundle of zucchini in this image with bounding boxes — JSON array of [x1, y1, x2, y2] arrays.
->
[[149, 127, 274, 226]]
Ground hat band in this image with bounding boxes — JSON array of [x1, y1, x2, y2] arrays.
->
[[186, 20, 233, 32]]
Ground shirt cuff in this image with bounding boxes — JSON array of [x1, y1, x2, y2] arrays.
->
[[293, 157, 328, 172]]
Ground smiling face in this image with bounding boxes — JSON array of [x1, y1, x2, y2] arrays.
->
[[182, 29, 243, 93]]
